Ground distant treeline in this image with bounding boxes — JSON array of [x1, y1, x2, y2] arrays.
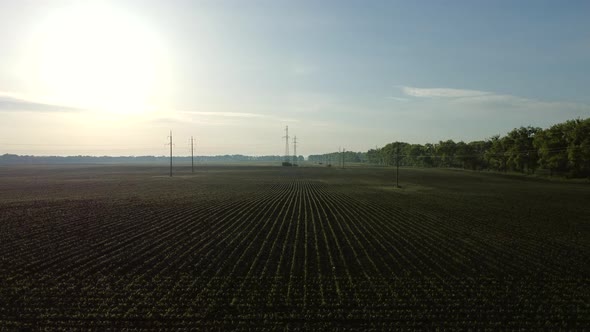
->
[[0, 154, 306, 164], [308, 151, 368, 164], [312, 118, 590, 178]]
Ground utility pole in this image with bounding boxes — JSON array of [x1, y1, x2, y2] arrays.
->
[[167, 130, 173, 177], [293, 135, 298, 166], [190, 136, 196, 173], [395, 143, 400, 187], [283, 126, 290, 164]]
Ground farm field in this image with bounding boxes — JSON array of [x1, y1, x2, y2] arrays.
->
[[0, 165, 589, 330]]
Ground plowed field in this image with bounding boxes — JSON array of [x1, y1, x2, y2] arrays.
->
[[1, 166, 588, 330]]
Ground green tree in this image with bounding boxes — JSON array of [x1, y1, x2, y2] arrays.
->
[[468, 140, 491, 170], [534, 124, 568, 176], [565, 118, 590, 177], [422, 143, 436, 167], [455, 141, 477, 170], [504, 126, 541, 173], [485, 135, 509, 172], [436, 140, 458, 167], [406, 144, 424, 166]]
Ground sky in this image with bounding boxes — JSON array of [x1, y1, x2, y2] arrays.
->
[[1, 0, 590, 156]]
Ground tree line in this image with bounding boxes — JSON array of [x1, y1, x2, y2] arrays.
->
[[308, 151, 367, 164], [315, 118, 590, 178], [0, 154, 305, 164]]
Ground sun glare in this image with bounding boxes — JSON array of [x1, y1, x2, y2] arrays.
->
[[32, 4, 167, 114]]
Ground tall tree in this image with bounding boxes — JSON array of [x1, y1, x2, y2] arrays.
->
[[504, 126, 541, 173], [485, 135, 508, 172], [565, 118, 590, 177], [534, 123, 569, 176], [436, 140, 457, 167]]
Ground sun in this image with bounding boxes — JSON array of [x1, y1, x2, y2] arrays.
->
[[32, 3, 167, 114]]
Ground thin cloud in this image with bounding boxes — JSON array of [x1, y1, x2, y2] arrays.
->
[[394, 85, 590, 129], [180, 111, 266, 118], [179, 110, 299, 123], [0, 92, 83, 113], [402, 86, 492, 98], [400, 85, 590, 112], [146, 116, 228, 126], [387, 96, 409, 102], [451, 93, 590, 112]]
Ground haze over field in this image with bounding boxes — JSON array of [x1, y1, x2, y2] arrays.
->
[[1, 0, 590, 156]]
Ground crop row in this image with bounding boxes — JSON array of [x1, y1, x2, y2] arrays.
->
[[1, 176, 588, 329]]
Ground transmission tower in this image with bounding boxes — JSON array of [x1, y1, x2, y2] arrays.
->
[[190, 136, 196, 173], [167, 130, 173, 177], [293, 135, 298, 166], [283, 126, 290, 164]]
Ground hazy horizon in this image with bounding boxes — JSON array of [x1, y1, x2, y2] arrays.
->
[[1, 0, 590, 156]]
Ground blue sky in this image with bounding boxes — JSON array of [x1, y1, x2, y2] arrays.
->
[[1, 0, 589, 156]]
